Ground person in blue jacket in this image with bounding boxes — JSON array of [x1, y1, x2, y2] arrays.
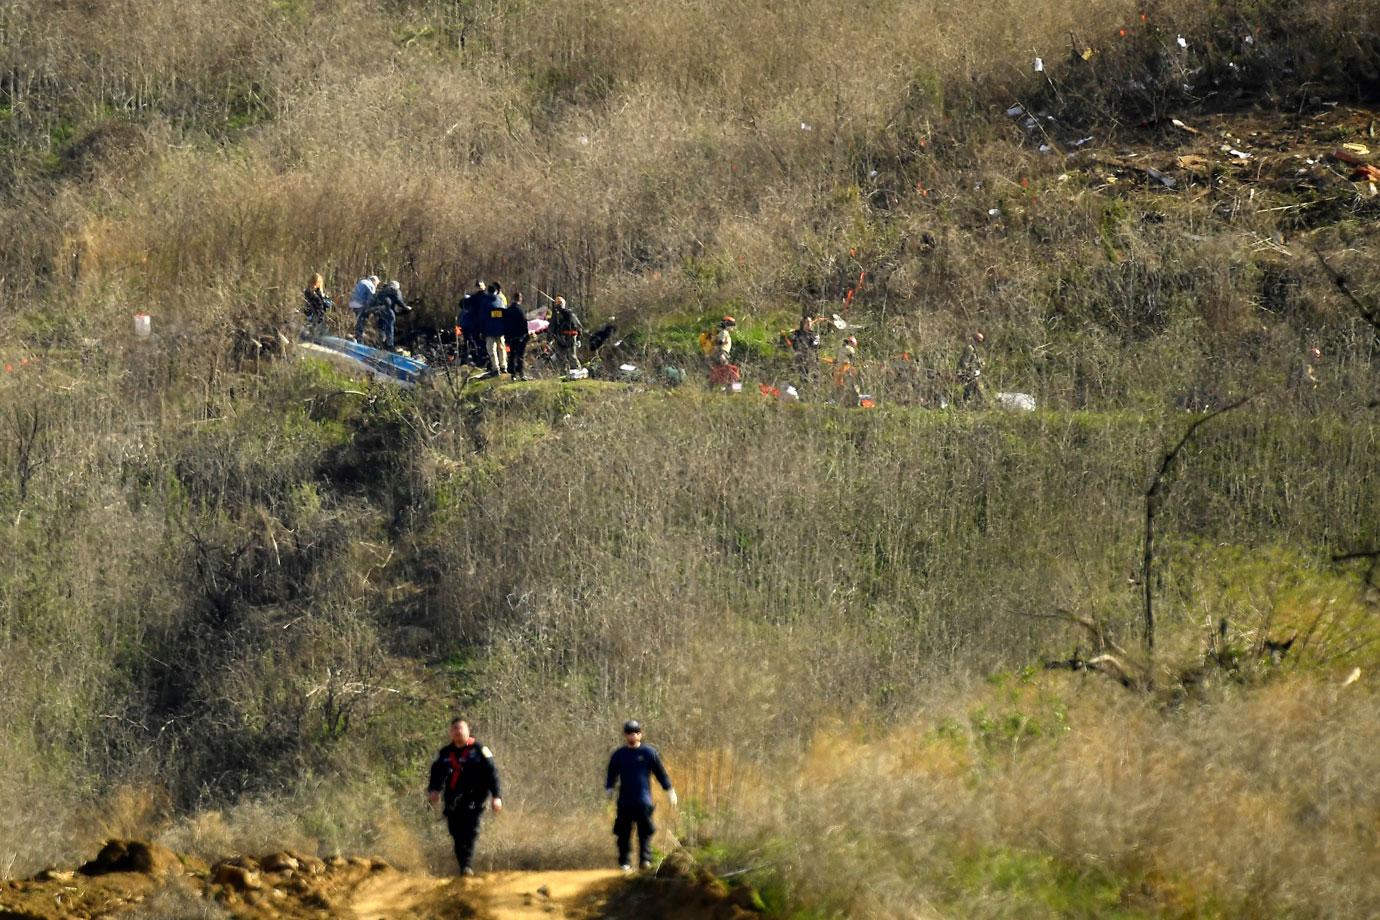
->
[[604, 719, 676, 871], [357, 279, 410, 350], [482, 282, 508, 375]]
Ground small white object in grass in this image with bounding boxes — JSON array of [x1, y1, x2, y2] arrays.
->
[[800, 122, 812, 131], [730, 381, 743, 392], [1006, 105, 1025, 117], [1033, 57, 1044, 72], [1177, 35, 1188, 49], [995, 392, 1037, 411], [133, 313, 152, 337], [987, 208, 1000, 216], [1057, 173, 1070, 181], [578, 135, 589, 145], [868, 169, 878, 177], [1342, 667, 1361, 687], [1074, 136, 1094, 146], [782, 385, 799, 402], [619, 363, 637, 373], [1039, 144, 1052, 153]]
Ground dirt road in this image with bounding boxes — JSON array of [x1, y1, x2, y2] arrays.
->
[[0, 841, 755, 919]]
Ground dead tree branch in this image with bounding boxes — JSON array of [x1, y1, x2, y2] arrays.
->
[[1044, 653, 1138, 690], [1143, 397, 1252, 656], [1313, 247, 1380, 332]]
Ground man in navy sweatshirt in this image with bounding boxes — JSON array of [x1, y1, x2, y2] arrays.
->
[[604, 719, 676, 871], [426, 718, 503, 876]]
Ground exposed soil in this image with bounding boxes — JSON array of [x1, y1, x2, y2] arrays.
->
[[0, 842, 758, 920]]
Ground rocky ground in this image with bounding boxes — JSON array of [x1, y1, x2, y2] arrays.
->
[[0, 841, 759, 920]]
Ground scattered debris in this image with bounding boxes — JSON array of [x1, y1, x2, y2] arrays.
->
[[1171, 118, 1198, 134], [995, 392, 1037, 411], [1033, 57, 1044, 72], [1145, 166, 1176, 188]]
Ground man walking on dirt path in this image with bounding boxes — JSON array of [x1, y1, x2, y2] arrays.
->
[[604, 720, 676, 871], [427, 718, 503, 876]]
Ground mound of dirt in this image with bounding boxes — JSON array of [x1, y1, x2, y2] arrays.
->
[[0, 841, 751, 920]]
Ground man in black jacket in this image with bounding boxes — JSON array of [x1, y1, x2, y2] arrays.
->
[[427, 718, 503, 876], [457, 280, 487, 367], [502, 292, 530, 380]]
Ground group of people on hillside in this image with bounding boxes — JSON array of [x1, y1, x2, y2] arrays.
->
[[303, 273, 412, 350], [426, 717, 673, 876], [303, 273, 998, 402], [303, 274, 585, 378]]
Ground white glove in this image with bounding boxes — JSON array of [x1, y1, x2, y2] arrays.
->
[[667, 789, 678, 808]]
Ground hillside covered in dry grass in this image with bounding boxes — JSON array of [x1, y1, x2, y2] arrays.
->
[[3, 0, 1380, 916]]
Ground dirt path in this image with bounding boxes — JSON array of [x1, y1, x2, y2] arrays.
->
[[346, 869, 449, 919], [343, 868, 622, 920], [0, 843, 758, 920], [468, 869, 624, 920]]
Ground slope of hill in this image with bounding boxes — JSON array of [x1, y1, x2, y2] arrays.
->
[[2, 0, 1379, 916]]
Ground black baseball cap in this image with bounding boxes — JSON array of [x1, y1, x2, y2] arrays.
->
[[623, 720, 642, 734]]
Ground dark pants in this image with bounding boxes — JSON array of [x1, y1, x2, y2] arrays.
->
[[509, 338, 527, 378], [613, 802, 655, 867], [355, 306, 396, 349], [446, 805, 483, 872], [465, 335, 484, 367]]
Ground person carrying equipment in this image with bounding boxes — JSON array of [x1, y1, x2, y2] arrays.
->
[[482, 282, 508, 375], [707, 316, 739, 389], [711, 316, 735, 366], [427, 718, 503, 876], [604, 719, 676, 871], [550, 296, 583, 370], [357, 279, 410, 350], [503, 292, 530, 380], [302, 273, 333, 334], [956, 331, 986, 404]]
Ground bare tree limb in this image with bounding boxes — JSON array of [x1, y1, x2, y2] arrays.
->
[[1024, 608, 1131, 660], [1313, 247, 1380, 332], [1143, 397, 1252, 656], [1045, 653, 1139, 690]]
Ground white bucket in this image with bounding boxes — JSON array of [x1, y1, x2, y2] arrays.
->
[[133, 313, 152, 337]]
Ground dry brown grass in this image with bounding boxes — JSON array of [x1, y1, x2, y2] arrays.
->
[[3, 2, 1380, 915]]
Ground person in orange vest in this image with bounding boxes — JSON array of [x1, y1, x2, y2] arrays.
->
[[426, 718, 503, 876]]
